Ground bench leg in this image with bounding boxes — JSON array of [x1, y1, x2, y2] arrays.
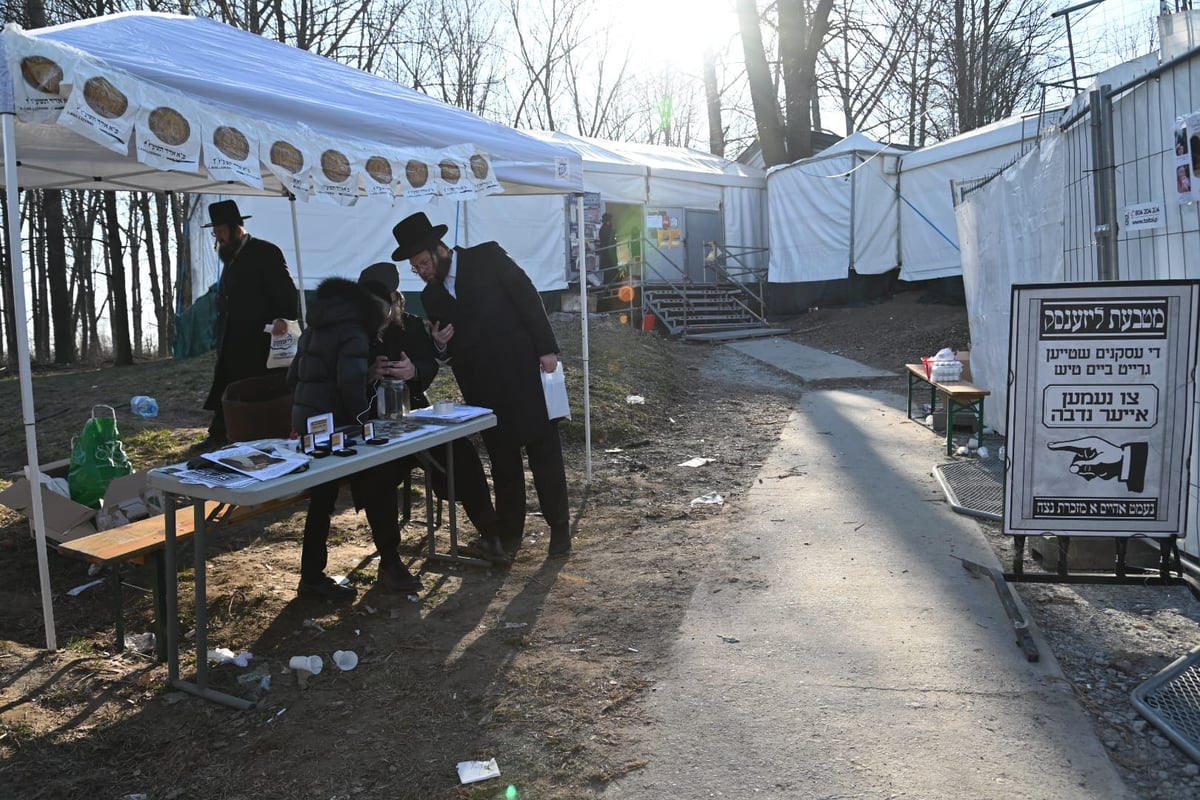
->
[[109, 566, 125, 654], [148, 552, 168, 662]]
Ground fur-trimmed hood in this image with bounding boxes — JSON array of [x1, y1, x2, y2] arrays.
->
[[305, 276, 387, 333]]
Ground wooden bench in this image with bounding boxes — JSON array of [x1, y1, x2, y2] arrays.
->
[[904, 363, 990, 456], [55, 494, 308, 659]]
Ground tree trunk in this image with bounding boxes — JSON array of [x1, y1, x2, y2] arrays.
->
[[155, 192, 174, 357], [703, 46, 725, 158], [779, 0, 834, 160], [30, 194, 49, 361], [42, 189, 76, 364], [0, 192, 14, 369], [128, 195, 143, 358], [737, 0, 787, 166], [102, 192, 134, 366]]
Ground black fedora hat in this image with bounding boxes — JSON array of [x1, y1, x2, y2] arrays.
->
[[391, 212, 448, 261], [202, 199, 250, 229]]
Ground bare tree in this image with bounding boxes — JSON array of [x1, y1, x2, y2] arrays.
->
[[738, 0, 834, 166], [102, 193, 134, 366]]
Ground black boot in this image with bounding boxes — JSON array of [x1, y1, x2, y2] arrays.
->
[[548, 526, 571, 558]]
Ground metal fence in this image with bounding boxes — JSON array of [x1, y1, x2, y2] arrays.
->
[[1060, 34, 1200, 283]]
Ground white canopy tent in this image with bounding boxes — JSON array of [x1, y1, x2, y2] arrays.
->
[[188, 132, 769, 297], [897, 114, 1045, 281], [766, 132, 904, 283], [0, 11, 585, 652]]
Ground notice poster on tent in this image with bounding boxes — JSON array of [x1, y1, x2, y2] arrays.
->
[[399, 155, 438, 204], [1004, 281, 1200, 538], [260, 132, 313, 199]]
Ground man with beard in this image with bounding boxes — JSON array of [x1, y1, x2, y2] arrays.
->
[[390, 212, 572, 559], [199, 200, 298, 447]]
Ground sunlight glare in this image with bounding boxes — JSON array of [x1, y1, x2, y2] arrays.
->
[[613, 0, 737, 71]]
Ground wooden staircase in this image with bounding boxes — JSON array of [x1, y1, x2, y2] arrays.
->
[[641, 284, 787, 341]]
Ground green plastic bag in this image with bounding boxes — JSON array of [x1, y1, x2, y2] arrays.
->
[[68, 405, 135, 508]]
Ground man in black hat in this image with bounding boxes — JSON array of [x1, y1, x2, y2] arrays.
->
[[392, 212, 572, 559], [199, 199, 298, 447]]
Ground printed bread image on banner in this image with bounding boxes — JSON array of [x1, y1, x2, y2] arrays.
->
[[312, 146, 361, 206], [135, 91, 202, 172], [261, 133, 313, 199], [361, 154, 399, 200], [469, 150, 501, 197], [201, 115, 263, 190], [399, 155, 437, 204], [59, 67, 136, 154], [6, 37, 75, 122], [434, 152, 478, 201]]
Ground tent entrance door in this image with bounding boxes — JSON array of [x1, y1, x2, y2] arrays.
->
[[685, 209, 721, 283]]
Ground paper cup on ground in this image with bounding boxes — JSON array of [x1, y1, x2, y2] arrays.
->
[[332, 649, 358, 671], [289, 654, 322, 674]]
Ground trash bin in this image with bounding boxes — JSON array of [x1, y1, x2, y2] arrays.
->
[[222, 373, 293, 442]]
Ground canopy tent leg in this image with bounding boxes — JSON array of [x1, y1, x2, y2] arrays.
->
[[3, 112, 58, 651], [575, 193, 592, 484], [289, 195, 308, 324]]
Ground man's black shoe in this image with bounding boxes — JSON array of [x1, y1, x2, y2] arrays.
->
[[500, 534, 523, 556], [297, 576, 357, 600], [378, 561, 423, 594], [468, 535, 512, 565], [548, 530, 572, 558]]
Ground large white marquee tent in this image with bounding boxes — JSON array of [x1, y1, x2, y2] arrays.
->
[[766, 115, 1048, 286], [0, 11, 585, 652]]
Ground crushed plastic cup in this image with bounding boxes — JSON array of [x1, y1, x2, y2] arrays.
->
[[332, 650, 358, 671], [289, 654, 323, 674]]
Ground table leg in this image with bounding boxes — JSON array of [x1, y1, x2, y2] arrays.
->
[[163, 498, 179, 684], [445, 441, 458, 555], [945, 394, 955, 455], [906, 372, 915, 419], [166, 497, 254, 709]]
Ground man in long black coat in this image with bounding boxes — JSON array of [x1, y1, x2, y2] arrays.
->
[[200, 200, 298, 446], [391, 212, 572, 558]]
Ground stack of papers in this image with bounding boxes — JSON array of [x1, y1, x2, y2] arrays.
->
[[407, 404, 492, 423], [201, 444, 310, 481], [156, 444, 310, 489]]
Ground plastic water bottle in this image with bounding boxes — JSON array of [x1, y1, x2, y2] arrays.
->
[[131, 395, 158, 418]]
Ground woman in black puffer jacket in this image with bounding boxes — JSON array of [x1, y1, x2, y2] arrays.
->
[[286, 277, 421, 599]]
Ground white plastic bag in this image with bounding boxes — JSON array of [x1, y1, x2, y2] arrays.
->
[[542, 363, 571, 421], [265, 320, 301, 369]]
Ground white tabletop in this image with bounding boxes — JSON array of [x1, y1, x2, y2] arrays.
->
[[147, 413, 496, 505]]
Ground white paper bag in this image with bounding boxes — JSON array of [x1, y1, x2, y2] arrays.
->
[[542, 363, 570, 421], [265, 319, 301, 369]]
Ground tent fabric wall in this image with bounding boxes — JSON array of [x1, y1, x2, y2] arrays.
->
[[898, 115, 1043, 282], [767, 152, 855, 282], [189, 193, 570, 300], [955, 132, 1066, 436], [766, 132, 903, 283]]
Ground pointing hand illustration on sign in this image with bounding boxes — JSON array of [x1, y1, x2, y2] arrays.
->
[[1048, 436, 1148, 493]]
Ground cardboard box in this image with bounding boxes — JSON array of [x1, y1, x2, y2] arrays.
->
[[0, 471, 156, 545]]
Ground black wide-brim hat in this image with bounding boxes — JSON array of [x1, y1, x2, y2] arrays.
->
[[391, 212, 448, 261], [202, 199, 250, 228]]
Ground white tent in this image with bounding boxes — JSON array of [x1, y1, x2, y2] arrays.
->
[[766, 132, 904, 283], [0, 11, 585, 652], [188, 132, 769, 297], [897, 114, 1045, 281]]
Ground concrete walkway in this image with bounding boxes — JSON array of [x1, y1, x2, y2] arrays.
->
[[602, 355, 1129, 798], [725, 337, 896, 381]]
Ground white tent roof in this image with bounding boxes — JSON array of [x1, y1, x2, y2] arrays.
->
[[0, 12, 584, 198]]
